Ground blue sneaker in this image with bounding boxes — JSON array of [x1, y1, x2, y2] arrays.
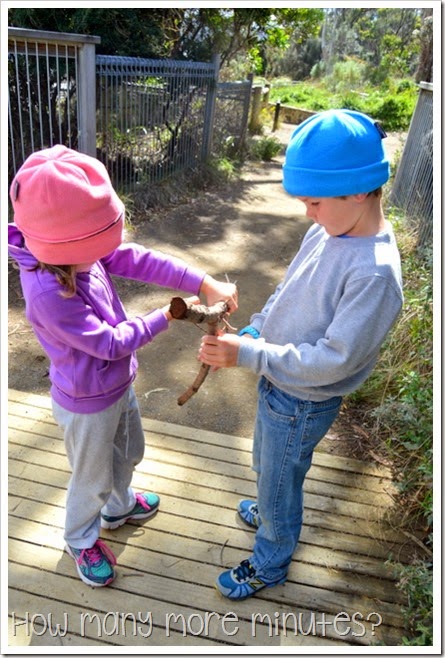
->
[[237, 499, 261, 528], [216, 559, 286, 600], [101, 492, 160, 530], [66, 539, 116, 587]]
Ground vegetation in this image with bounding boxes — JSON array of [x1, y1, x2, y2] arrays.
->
[[248, 136, 282, 162], [8, 8, 432, 84], [8, 8, 323, 65], [344, 202, 433, 645], [267, 75, 418, 132]]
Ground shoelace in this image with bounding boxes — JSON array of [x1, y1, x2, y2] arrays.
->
[[77, 539, 117, 567], [234, 559, 256, 582], [135, 493, 151, 511]]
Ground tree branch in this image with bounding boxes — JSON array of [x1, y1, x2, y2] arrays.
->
[[169, 297, 229, 406]]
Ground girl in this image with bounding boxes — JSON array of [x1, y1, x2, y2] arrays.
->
[[8, 145, 237, 587]]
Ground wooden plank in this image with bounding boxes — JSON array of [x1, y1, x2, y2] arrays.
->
[[8, 536, 404, 646], [8, 454, 413, 564], [8, 389, 393, 478], [8, 477, 401, 581], [7, 434, 396, 511], [8, 402, 396, 495], [7, 389, 412, 648], [8, 495, 405, 606], [9, 410, 397, 496], [7, 472, 406, 545], [7, 449, 405, 558]]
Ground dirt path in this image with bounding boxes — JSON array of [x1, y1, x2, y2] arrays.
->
[[8, 125, 405, 459]]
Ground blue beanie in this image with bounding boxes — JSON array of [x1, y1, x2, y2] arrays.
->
[[282, 109, 390, 197]]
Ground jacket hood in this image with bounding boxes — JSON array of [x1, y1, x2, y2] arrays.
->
[[8, 223, 38, 268]]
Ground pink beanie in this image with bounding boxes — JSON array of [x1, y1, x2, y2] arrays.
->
[[10, 145, 125, 265]]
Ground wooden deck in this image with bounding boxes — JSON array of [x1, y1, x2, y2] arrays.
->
[[7, 388, 414, 649]]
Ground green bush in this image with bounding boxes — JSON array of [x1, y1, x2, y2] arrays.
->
[[394, 558, 433, 645], [368, 93, 417, 131], [249, 136, 282, 161], [326, 58, 366, 92], [268, 78, 418, 131]]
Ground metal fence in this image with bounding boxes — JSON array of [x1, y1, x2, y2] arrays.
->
[[213, 80, 252, 157], [96, 55, 220, 190], [390, 83, 433, 250], [8, 27, 99, 186], [8, 27, 252, 195], [96, 56, 252, 191]]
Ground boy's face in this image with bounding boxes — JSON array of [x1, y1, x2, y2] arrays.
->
[[296, 194, 369, 237]]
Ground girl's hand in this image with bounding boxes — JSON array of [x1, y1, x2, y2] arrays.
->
[[200, 275, 238, 314], [198, 333, 241, 368]]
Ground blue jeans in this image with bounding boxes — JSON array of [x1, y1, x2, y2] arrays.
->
[[250, 377, 342, 581]]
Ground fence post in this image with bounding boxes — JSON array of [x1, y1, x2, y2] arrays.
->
[[202, 53, 220, 160], [272, 102, 281, 132], [237, 73, 254, 149], [77, 42, 98, 156], [249, 86, 263, 134]]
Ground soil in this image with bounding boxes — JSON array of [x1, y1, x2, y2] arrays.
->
[[7, 124, 406, 462]]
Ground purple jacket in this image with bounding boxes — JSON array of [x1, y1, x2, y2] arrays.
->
[[8, 224, 205, 413]]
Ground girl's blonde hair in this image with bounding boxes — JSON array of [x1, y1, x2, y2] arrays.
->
[[30, 263, 77, 297]]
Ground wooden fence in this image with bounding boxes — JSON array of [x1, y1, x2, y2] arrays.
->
[[390, 82, 433, 251]]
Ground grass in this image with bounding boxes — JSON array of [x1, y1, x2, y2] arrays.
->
[[267, 78, 418, 131], [346, 206, 433, 645]]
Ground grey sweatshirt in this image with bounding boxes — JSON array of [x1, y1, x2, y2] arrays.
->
[[238, 222, 403, 401]]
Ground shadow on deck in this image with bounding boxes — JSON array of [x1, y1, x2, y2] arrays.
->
[[7, 389, 413, 649]]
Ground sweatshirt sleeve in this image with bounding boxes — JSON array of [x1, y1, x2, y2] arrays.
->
[[238, 274, 403, 389], [101, 242, 206, 294], [248, 282, 285, 334], [29, 287, 169, 361]]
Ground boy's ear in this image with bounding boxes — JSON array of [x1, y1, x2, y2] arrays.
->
[[353, 193, 369, 203]]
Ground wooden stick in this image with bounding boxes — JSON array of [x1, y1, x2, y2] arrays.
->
[[169, 297, 228, 324], [169, 297, 229, 406]]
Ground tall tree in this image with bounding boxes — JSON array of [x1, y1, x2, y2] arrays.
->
[[415, 8, 433, 82], [320, 8, 422, 78], [8, 7, 324, 70]]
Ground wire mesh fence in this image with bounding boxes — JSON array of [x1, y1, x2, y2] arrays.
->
[[8, 32, 80, 185], [96, 55, 220, 191], [8, 28, 253, 197], [213, 80, 252, 158]]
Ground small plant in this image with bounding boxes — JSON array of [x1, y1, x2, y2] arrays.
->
[[248, 136, 282, 161], [206, 156, 237, 182], [393, 558, 433, 645]]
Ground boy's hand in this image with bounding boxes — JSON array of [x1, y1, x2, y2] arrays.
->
[[200, 275, 238, 314], [199, 333, 241, 369]]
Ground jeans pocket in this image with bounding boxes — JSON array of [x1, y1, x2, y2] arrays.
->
[[263, 384, 297, 421], [300, 400, 341, 460]]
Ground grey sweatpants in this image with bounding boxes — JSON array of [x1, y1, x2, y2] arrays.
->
[[52, 386, 146, 549]]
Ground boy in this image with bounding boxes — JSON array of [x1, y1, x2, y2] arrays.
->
[[198, 109, 403, 600]]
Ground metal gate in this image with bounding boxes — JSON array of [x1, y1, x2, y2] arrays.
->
[[96, 55, 219, 191]]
